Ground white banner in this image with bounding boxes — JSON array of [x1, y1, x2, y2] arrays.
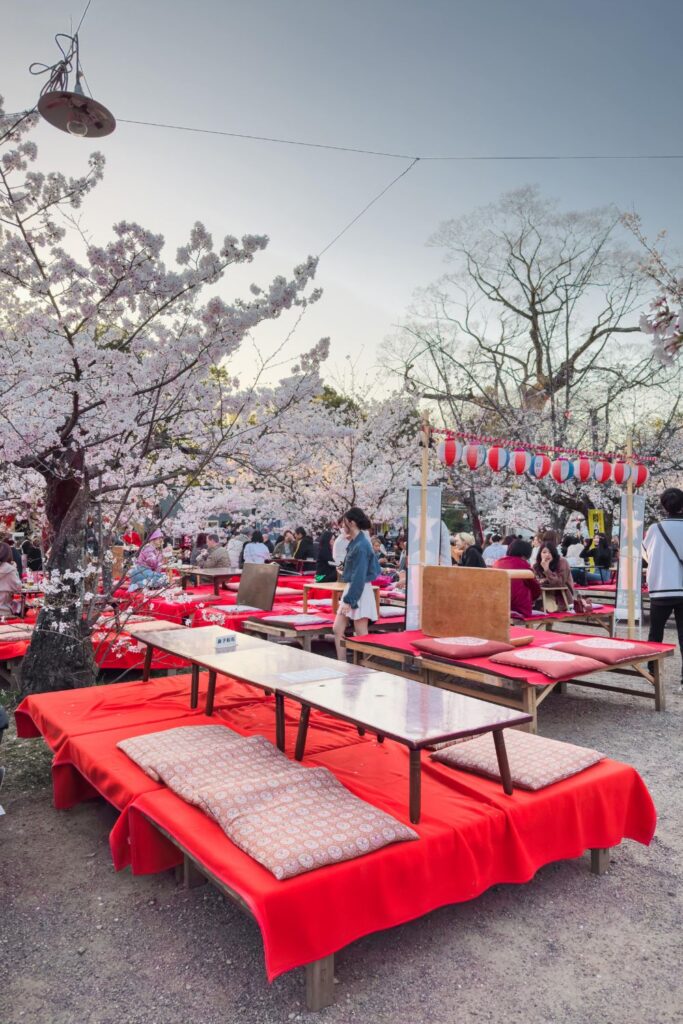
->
[[615, 493, 645, 623], [405, 486, 443, 631]]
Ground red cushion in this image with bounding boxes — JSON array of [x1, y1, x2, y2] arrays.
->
[[412, 636, 513, 661], [489, 647, 605, 680], [550, 637, 663, 665]]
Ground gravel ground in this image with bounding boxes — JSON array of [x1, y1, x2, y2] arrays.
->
[[1, 622, 682, 1024]]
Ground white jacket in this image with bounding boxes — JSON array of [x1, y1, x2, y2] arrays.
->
[[0, 561, 22, 616], [643, 517, 683, 601]]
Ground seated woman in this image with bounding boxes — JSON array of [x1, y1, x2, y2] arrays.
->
[[273, 529, 296, 558], [493, 539, 541, 618], [127, 530, 168, 591], [242, 530, 271, 565], [314, 530, 337, 583], [534, 541, 575, 609], [453, 532, 486, 568], [371, 536, 390, 567]]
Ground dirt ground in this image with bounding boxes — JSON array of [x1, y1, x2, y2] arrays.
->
[[1, 622, 682, 1024]]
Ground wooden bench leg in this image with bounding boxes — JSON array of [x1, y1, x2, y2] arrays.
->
[[183, 854, 207, 889], [590, 847, 610, 875], [275, 692, 285, 752], [653, 660, 665, 712], [521, 685, 538, 734], [493, 730, 513, 795], [409, 748, 421, 824], [306, 954, 335, 1011]]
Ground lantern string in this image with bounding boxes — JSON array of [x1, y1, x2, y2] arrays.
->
[[429, 427, 656, 464]]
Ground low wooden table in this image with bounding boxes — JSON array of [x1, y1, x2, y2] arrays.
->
[[178, 566, 240, 595], [277, 671, 531, 823], [302, 581, 380, 616]]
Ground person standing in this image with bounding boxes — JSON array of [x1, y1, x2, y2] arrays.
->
[[333, 508, 381, 660], [643, 487, 683, 690]]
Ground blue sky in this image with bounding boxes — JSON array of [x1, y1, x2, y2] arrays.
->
[[4, 0, 682, 383]]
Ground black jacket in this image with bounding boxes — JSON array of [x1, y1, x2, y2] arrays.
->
[[461, 545, 487, 568]]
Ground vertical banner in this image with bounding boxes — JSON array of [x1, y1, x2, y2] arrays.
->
[[615, 493, 645, 623], [587, 509, 605, 537], [406, 486, 442, 631]]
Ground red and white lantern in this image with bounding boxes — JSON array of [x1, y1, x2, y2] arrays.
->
[[528, 454, 551, 479], [437, 437, 462, 467], [612, 461, 632, 486], [572, 457, 593, 483], [508, 450, 532, 475], [593, 460, 612, 484], [463, 443, 487, 470], [550, 458, 574, 483], [632, 464, 649, 488], [486, 446, 509, 472]]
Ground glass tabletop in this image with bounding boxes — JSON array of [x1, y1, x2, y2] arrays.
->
[[277, 671, 531, 747]]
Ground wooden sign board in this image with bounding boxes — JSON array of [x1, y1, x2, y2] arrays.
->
[[421, 566, 511, 642]]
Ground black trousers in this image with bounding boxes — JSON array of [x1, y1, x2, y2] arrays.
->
[[648, 599, 683, 680]]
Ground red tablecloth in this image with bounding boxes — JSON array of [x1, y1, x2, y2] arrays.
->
[[19, 674, 656, 982]]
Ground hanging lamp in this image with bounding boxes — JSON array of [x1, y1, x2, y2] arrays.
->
[[31, 33, 115, 138]]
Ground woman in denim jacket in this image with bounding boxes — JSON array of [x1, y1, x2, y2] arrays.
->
[[333, 507, 381, 660]]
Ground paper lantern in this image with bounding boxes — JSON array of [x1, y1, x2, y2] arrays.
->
[[509, 450, 532, 475], [593, 460, 612, 484], [528, 454, 551, 479], [632, 464, 649, 488], [437, 438, 462, 467], [463, 443, 487, 470], [487, 446, 509, 472], [612, 461, 632, 486], [550, 458, 574, 483], [572, 458, 594, 483]]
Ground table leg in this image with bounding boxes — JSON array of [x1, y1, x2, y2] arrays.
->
[[493, 730, 514, 795], [181, 574, 188, 591], [409, 748, 421, 824], [374, 587, 380, 616], [275, 692, 285, 752], [302, 588, 309, 613], [142, 644, 154, 682], [206, 670, 217, 716], [213, 578, 220, 596], [294, 704, 311, 761], [653, 659, 665, 712], [190, 664, 200, 709], [305, 954, 335, 1011]]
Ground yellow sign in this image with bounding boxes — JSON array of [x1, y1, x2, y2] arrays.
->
[[587, 509, 605, 538]]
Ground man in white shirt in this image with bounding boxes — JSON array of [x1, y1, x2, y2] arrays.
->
[[332, 521, 350, 566], [483, 534, 508, 565]]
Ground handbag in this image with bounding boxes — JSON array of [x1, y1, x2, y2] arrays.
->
[[573, 594, 593, 614]]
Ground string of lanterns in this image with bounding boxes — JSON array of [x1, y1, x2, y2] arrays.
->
[[435, 437, 649, 488]]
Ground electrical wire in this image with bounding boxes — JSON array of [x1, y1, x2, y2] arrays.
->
[[118, 116, 683, 162], [318, 157, 419, 257], [75, 0, 93, 35]]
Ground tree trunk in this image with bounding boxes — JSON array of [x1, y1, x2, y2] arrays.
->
[[20, 467, 97, 695]]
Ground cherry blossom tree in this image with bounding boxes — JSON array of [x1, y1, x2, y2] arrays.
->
[[387, 187, 683, 532], [0, 100, 328, 693], [622, 212, 683, 363]]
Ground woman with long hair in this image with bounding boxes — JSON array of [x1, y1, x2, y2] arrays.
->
[[332, 507, 381, 660], [534, 540, 574, 609], [314, 530, 337, 582]]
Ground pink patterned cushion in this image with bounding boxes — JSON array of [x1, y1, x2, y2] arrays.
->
[[550, 637, 663, 665], [200, 769, 417, 880], [432, 729, 604, 790], [117, 724, 240, 781], [413, 636, 513, 661], [489, 647, 605, 679]]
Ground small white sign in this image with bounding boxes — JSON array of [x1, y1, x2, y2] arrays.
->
[[215, 633, 237, 653]]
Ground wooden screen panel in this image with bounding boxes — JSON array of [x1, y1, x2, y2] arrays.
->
[[421, 566, 511, 642], [237, 563, 280, 611]]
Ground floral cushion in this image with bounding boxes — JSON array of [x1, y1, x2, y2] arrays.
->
[[413, 636, 513, 661], [432, 728, 604, 790], [489, 647, 605, 679], [261, 613, 329, 625], [117, 724, 240, 781], [550, 637, 663, 665], [377, 606, 404, 619], [199, 769, 417, 880]]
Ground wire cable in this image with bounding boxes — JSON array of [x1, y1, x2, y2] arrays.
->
[[118, 116, 683, 162], [318, 157, 419, 257], [75, 0, 94, 35]]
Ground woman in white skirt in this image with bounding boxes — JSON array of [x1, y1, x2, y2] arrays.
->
[[333, 507, 381, 660]]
